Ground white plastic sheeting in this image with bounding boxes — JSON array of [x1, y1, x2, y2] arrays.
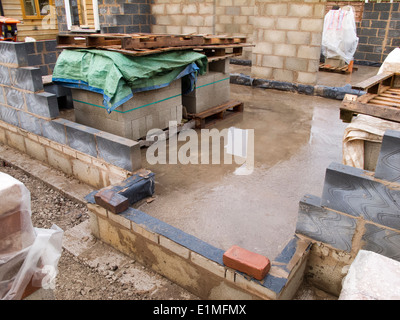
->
[[0, 172, 63, 300], [321, 6, 359, 64]]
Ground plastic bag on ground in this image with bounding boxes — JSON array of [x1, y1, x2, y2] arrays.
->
[[0, 172, 63, 300]]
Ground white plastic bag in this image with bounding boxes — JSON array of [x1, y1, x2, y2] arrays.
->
[[0, 172, 63, 300], [321, 6, 359, 64]]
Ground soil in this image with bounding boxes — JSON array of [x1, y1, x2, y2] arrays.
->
[[0, 161, 198, 300]]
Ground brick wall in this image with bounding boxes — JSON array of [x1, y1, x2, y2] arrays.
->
[[355, 2, 400, 65], [252, 1, 326, 85]]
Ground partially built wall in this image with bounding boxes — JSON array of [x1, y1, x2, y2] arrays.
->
[[0, 41, 141, 189]]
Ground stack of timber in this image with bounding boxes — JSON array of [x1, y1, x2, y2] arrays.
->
[[56, 33, 252, 61], [340, 72, 400, 123]]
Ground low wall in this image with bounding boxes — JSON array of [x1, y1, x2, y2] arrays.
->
[[0, 41, 142, 189], [85, 191, 312, 300], [296, 130, 400, 296]]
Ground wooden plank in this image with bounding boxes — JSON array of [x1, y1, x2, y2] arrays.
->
[[340, 100, 400, 123], [369, 97, 400, 108], [352, 72, 394, 91]]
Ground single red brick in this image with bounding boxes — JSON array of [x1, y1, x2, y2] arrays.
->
[[94, 188, 129, 214], [223, 245, 271, 280]]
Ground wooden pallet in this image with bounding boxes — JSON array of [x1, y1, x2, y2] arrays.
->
[[188, 100, 244, 129], [340, 72, 400, 123], [57, 33, 248, 50], [319, 61, 357, 74]]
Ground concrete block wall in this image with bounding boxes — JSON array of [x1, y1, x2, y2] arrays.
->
[[0, 41, 142, 188], [354, 2, 400, 65], [182, 70, 231, 114], [24, 40, 61, 77], [252, 1, 326, 86], [296, 130, 400, 295], [86, 192, 312, 300], [151, 0, 255, 60]]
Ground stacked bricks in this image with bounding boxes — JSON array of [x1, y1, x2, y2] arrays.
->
[[0, 41, 141, 188], [98, 0, 152, 34], [251, 1, 326, 85], [182, 59, 231, 114], [296, 130, 400, 295], [354, 2, 400, 65], [71, 79, 183, 141]]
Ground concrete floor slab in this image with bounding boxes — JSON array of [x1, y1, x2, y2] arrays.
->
[[136, 83, 350, 260]]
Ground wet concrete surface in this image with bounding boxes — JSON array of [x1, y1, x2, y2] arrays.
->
[[137, 83, 351, 260]]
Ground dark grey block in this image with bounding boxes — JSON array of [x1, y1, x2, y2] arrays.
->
[[96, 131, 140, 171], [0, 105, 19, 127], [25, 92, 59, 119], [296, 194, 357, 252], [0, 65, 11, 86], [10, 67, 43, 92], [19, 111, 43, 135], [122, 3, 138, 14], [321, 162, 400, 230], [0, 88, 5, 105], [375, 130, 400, 183], [362, 223, 400, 262], [4, 87, 25, 109], [64, 121, 99, 157], [0, 42, 28, 67], [41, 119, 66, 144]]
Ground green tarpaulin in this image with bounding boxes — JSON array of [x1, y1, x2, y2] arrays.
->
[[52, 49, 208, 113]]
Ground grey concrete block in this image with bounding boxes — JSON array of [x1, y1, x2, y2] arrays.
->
[[25, 92, 59, 119], [42, 119, 66, 144], [209, 58, 230, 74], [4, 87, 25, 109], [321, 162, 400, 230], [0, 105, 19, 127], [0, 42, 28, 67], [374, 130, 400, 183], [296, 194, 357, 252], [0, 65, 11, 86], [95, 131, 141, 171], [64, 121, 99, 157], [0, 87, 5, 105], [19, 111, 43, 135], [362, 223, 400, 261], [71, 80, 182, 140], [10, 67, 43, 92], [182, 71, 231, 114]]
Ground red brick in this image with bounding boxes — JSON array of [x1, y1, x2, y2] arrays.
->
[[223, 245, 271, 280], [94, 188, 129, 214]]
